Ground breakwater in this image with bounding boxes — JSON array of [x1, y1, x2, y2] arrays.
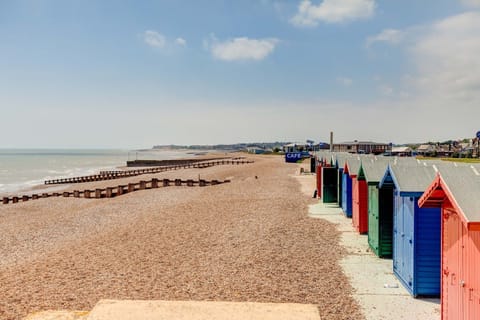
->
[[2, 178, 230, 205], [44, 159, 253, 185]]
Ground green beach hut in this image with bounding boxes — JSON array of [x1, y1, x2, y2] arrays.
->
[[362, 157, 394, 257]]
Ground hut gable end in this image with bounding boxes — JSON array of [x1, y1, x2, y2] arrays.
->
[[419, 167, 480, 231]]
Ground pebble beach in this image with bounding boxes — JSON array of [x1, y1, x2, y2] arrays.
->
[[0, 154, 363, 320]]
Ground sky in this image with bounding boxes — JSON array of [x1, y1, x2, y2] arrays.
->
[[1, 0, 480, 148]]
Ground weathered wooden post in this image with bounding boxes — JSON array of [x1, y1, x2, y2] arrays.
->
[[163, 179, 170, 187], [95, 189, 102, 198], [32, 194, 39, 200], [12, 197, 19, 203], [151, 178, 158, 188], [74, 190, 80, 198], [139, 180, 146, 190], [128, 183, 135, 192], [84, 190, 91, 198], [199, 179, 206, 187], [63, 192, 70, 197], [42, 193, 49, 198], [3, 197, 9, 204], [117, 185, 124, 195], [106, 187, 113, 198], [175, 179, 182, 186], [187, 179, 194, 186]]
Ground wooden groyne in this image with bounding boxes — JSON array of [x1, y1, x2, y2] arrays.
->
[[1, 178, 230, 205], [44, 159, 253, 185]]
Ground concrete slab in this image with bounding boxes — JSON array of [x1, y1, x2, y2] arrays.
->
[[340, 232, 371, 255], [341, 255, 404, 296], [86, 300, 321, 320], [354, 295, 440, 320], [24, 310, 89, 320]]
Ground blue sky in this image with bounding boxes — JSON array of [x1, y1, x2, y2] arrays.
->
[[1, 0, 480, 148]]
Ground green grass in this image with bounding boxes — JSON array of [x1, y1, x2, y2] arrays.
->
[[416, 156, 480, 163], [440, 158, 480, 163]]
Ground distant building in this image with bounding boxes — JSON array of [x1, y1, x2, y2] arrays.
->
[[246, 147, 266, 154], [283, 143, 304, 153], [436, 144, 453, 157], [391, 146, 413, 157], [333, 140, 390, 155], [282, 142, 329, 153], [415, 144, 435, 156]]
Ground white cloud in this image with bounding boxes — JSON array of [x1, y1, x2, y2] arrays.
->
[[379, 84, 393, 96], [143, 31, 187, 51], [143, 30, 166, 48], [290, 0, 375, 27], [336, 77, 353, 86], [366, 28, 404, 47], [410, 12, 480, 101], [209, 37, 279, 61], [460, 0, 480, 7], [175, 37, 187, 46]]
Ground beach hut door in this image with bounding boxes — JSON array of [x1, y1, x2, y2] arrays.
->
[[443, 211, 465, 319], [393, 193, 403, 276], [404, 199, 414, 289]]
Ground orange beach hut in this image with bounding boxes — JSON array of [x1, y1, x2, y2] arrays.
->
[[419, 165, 480, 320]]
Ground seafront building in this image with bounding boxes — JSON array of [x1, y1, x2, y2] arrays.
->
[[332, 141, 390, 154]]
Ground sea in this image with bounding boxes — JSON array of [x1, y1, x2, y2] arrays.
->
[[0, 149, 199, 195]]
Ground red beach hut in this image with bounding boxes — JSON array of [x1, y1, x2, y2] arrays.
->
[[352, 163, 368, 234], [419, 165, 480, 320], [345, 157, 366, 233]]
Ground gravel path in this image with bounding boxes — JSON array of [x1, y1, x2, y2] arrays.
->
[[0, 155, 363, 320]]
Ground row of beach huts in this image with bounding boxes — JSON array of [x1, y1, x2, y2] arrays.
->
[[312, 151, 480, 320]]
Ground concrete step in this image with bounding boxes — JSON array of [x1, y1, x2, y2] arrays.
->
[[24, 300, 321, 320], [86, 300, 320, 320], [24, 310, 89, 320]]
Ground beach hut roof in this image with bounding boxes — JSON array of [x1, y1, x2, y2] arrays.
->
[[359, 158, 391, 183], [419, 165, 480, 230], [345, 157, 362, 177], [334, 153, 350, 168], [392, 146, 411, 153], [381, 163, 437, 194]]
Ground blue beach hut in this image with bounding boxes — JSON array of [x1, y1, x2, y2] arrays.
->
[[342, 157, 361, 218], [334, 153, 349, 208], [379, 163, 441, 297]]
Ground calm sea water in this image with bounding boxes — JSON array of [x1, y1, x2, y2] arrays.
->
[[0, 149, 197, 194]]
